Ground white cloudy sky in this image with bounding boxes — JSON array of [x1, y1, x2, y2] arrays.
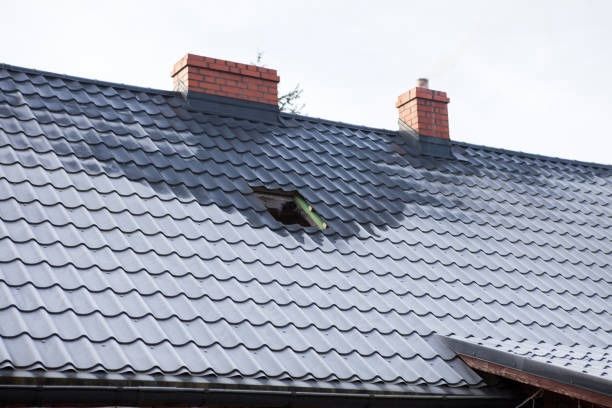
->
[[3, 0, 611, 164]]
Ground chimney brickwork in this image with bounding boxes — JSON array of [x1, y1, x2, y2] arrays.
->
[[396, 82, 450, 139], [171, 54, 280, 105]]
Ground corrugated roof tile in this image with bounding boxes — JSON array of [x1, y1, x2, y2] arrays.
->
[[0, 63, 610, 396]]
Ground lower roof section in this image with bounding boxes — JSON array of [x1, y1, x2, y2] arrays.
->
[[443, 337, 612, 406]]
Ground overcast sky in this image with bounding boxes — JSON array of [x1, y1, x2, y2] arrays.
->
[[3, 1, 611, 164]]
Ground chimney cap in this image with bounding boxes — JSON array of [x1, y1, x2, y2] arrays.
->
[[416, 78, 429, 89]]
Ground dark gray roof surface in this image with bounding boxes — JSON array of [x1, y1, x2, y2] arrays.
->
[[0, 63, 610, 397]]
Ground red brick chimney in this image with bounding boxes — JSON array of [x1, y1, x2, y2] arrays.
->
[[171, 54, 280, 106], [396, 79, 450, 139]]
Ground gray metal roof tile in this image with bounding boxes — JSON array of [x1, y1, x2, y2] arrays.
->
[[0, 64, 610, 397]]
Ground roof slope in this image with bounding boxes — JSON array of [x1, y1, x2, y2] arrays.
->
[[0, 64, 610, 398]]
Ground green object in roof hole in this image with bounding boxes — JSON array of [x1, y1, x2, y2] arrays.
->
[[294, 195, 327, 230]]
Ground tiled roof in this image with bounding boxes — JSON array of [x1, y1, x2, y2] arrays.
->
[[0, 63, 610, 398]]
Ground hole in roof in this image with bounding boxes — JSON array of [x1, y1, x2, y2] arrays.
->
[[253, 187, 327, 230]]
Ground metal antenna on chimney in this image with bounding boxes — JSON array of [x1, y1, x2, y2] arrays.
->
[[417, 78, 429, 89]]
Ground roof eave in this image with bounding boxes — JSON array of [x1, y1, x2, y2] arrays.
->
[[0, 384, 520, 408], [0, 369, 519, 407]]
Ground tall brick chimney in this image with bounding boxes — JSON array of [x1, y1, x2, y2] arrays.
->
[[396, 79, 450, 139], [171, 54, 280, 106]]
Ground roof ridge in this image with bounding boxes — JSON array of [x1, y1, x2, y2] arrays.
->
[[0, 62, 176, 97], [285, 112, 612, 170], [452, 140, 612, 171], [2, 62, 611, 170], [283, 117, 612, 171], [280, 111, 399, 135]]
